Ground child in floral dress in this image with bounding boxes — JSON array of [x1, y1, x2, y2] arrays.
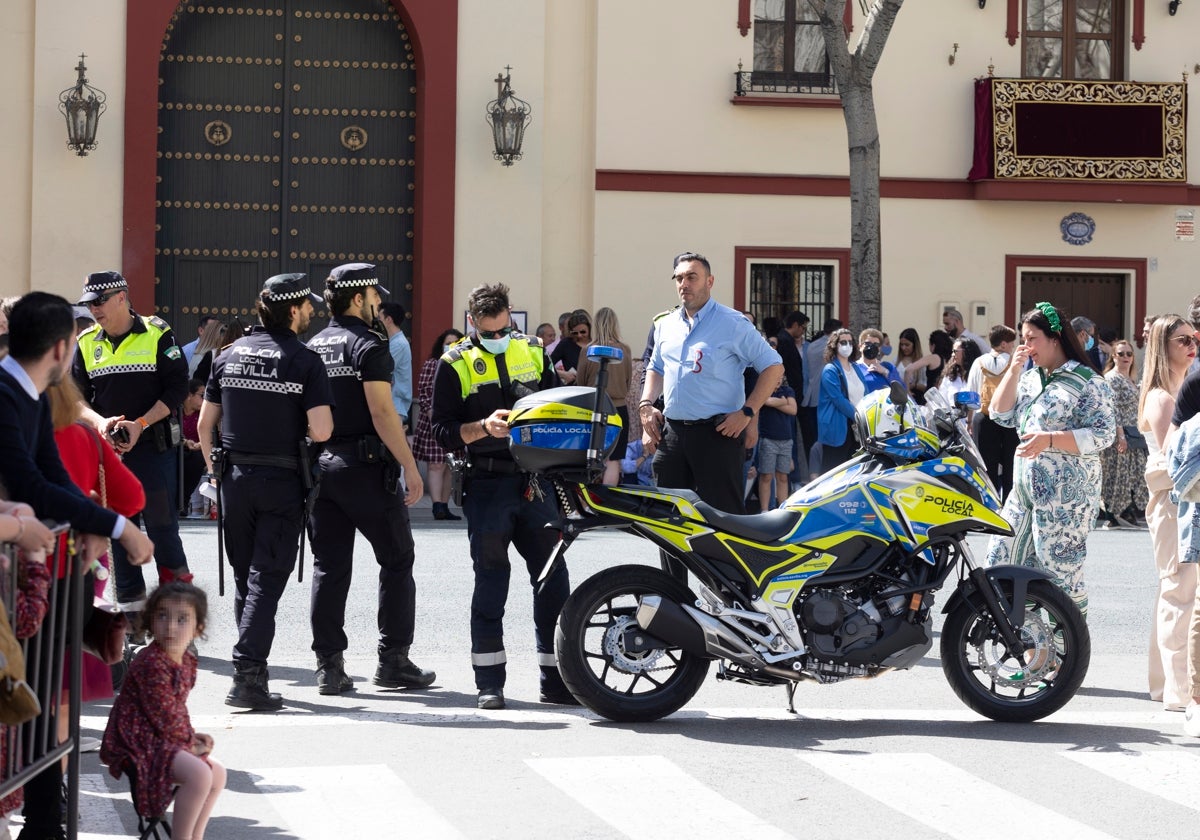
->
[[101, 583, 225, 840]]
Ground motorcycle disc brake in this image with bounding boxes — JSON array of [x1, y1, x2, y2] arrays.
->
[[974, 609, 1057, 688], [603, 615, 668, 674]]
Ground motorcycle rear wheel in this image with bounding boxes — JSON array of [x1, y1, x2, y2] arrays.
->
[[555, 564, 711, 723], [941, 578, 1090, 722]]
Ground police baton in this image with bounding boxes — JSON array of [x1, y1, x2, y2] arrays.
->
[[205, 448, 226, 596], [297, 438, 320, 583]]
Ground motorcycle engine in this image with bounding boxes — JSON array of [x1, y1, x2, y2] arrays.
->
[[797, 573, 920, 663]]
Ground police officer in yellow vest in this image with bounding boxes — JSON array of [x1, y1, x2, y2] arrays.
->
[[74, 271, 191, 619], [430, 283, 575, 710]]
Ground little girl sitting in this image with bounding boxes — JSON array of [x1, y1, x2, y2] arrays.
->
[[101, 582, 226, 840]]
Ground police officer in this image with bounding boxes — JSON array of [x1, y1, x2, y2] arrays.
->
[[198, 274, 334, 710], [307, 263, 432, 695], [430, 282, 574, 710], [74, 270, 191, 624]]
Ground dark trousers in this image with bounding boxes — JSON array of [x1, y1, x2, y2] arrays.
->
[[309, 456, 417, 656], [653, 419, 746, 514], [462, 472, 569, 691], [112, 442, 188, 602], [798, 406, 818, 459], [820, 433, 858, 474], [182, 447, 206, 510], [221, 465, 304, 666], [977, 416, 1019, 501]]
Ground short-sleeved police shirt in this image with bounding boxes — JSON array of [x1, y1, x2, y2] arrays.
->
[[206, 326, 334, 456], [307, 316, 392, 438]]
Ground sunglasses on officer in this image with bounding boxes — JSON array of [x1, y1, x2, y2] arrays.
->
[[477, 325, 514, 340], [85, 290, 123, 309]]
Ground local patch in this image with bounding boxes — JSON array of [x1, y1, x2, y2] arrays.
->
[[93, 346, 103, 362], [165, 346, 182, 361], [473, 358, 487, 375]]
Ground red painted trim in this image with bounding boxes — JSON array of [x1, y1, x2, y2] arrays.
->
[[738, 0, 751, 36], [1132, 0, 1145, 51], [1006, 0, 1019, 46], [1003, 255, 1147, 335], [733, 246, 851, 324], [730, 96, 843, 109], [123, 0, 457, 359], [844, 2, 853, 35], [595, 169, 1200, 206]]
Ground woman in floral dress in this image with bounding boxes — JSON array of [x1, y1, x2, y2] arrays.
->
[[1099, 339, 1148, 527], [986, 302, 1116, 616], [412, 329, 465, 520]]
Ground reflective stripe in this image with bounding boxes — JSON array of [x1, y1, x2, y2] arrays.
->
[[471, 651, 507, 666], [85, 363, 159, 377], [325, 365, 361, 379], [537, 652, 557, 667], [219, 377, 305, 394]]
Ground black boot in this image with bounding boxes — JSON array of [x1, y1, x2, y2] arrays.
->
[[226, 662, 284, 710], [315, 653, 353, 695], [374, 646, 436, 688], [432, 502, 461, 521]]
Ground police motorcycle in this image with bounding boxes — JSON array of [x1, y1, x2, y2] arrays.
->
[[508, 346, 1090, 723]]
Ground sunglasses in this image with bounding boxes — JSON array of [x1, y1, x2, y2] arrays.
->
[[477, 326, 514, 340], [86, 290, 122, 308], [1172, 335, 1199, 348], [1115, 351, 1134, 357], [570, 328, 590, 337]]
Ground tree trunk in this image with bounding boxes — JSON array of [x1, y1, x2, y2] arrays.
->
[[843, 86, 882, 331]]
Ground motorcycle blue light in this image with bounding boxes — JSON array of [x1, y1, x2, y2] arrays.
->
[[587, 345, 624, 361]]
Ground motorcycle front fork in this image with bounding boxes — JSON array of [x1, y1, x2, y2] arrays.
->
[[957, 539, 1027, 655]]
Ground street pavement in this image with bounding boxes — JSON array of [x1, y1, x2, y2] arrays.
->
[[59, 501, 1199, 839]]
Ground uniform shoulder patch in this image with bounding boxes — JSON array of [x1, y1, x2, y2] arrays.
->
[[651, 305, 680, 323], [78, 322, 101, 339], [165, 345, 182, 361], [521, 335, 540, 348], [443, 344, 466, 363], [148, 315, 172, 331]]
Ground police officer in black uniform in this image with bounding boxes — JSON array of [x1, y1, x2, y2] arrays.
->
[[307, 263, 433, 695], [74, 270, 191, 623], [198, 274, 334, 711], [430, 282, 574, 710]]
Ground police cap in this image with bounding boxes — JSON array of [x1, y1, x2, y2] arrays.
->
[[78, 270, 129, 303], [262, 273, 323, 306], [326, 262, 390, 295]]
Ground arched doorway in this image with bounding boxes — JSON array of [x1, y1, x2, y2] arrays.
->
[[123, 0, 458, 358], [154, 0, 417, 338]]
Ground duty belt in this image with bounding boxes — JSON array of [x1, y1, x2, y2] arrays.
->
[[471, 456, 521, 475], [666, 414, 728, 426], [225, 452, 300, 470]]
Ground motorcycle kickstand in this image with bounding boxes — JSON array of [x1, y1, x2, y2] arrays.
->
[[784, 682, 798, 714]]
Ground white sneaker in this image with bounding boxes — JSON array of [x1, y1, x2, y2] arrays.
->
[[1184, 703, 1200, 737]]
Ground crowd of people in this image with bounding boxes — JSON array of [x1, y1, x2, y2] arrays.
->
[[2, 263, 1200, 839]]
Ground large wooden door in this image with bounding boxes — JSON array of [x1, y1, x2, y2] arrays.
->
[[1020, 272, 1127, 339], [154, 0, 416, 339]]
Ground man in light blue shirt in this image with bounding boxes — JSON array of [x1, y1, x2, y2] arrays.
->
[[639, 251, 783, 515], [181, 314, 217, 366], [379, 302, 412, 426]]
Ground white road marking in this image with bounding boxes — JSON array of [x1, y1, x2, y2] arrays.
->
[[79, 772, 129, 839], [527, 755, 795, 840], [231, 764, 465, 838], [1060, 749, 1200, 812], [799, 752, 1119, 840]]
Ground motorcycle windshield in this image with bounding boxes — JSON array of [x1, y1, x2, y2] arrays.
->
[[923, 388, 1002, 508]]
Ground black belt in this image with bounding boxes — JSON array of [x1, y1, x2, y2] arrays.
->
[[226, 452, 300, 470], [666, 414, 728, 426], [471, 457, 521, 475]]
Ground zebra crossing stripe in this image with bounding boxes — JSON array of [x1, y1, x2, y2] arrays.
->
[[237, 765, 465, 838], [1060, 749, 1200, 812], [526, 755, 796, 840], [798, 752, 1120, 840], [77, 772, 128, 839]]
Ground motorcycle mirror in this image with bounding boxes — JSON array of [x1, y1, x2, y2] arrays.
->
[[587, 345, 623, 361], [955, 391, 981, 411], [889, 380, 908, 410]]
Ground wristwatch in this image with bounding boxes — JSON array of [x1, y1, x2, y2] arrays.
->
[[740, 405, 755, 418]]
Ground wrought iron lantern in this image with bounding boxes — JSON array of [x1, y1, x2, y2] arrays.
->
[[1168, 0, 1181, 14], [485, 67, 532, 166], [58, 55, 107, 157]]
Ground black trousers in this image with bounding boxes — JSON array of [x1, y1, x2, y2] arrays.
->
[[309, 455, 417, 656], [977, 416, 1019, 501], [653, 419, 746, 514], [221, 464, 304, 666]]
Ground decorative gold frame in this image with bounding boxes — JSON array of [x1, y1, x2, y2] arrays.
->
[[991, 79, 1186, 181]]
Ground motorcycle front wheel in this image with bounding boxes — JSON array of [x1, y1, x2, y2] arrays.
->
[[941, 578, 1090, 722], [555, 564, 711, 723]]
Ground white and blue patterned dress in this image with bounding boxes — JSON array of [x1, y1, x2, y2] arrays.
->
[[985, 361, 1116, 615]]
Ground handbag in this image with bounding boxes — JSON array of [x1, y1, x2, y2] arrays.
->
[[82, 600, 127, 665], [0, 600, 41, 726], [1122, 424, 1148, 453]]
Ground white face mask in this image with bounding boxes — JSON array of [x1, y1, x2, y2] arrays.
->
[[443, 343, 455, 355], [837, 342, 853, 359], [479, 335, 512, 355]]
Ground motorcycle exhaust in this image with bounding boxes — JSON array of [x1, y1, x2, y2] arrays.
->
[[636, 596, 764, 667]]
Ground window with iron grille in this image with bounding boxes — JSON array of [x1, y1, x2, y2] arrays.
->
[[748, 262, 834, 338], [748, 0, 835, 95], [1022, 0, 1124, 80]]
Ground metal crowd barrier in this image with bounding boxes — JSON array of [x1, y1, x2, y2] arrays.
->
[[0, 525, 85, 840]]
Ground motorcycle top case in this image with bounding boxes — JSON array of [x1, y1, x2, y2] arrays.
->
[[507, 385, 623, 473]]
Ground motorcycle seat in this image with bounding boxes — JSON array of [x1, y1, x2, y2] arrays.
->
[[692, 502, 802, 543]]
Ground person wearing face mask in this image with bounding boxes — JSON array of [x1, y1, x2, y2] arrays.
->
[[305, 263, 430, 698], [430, 283, 574, 710], [412, 328, 466, 520], [942, 307, 990, 355], [817, 328, 870, 473], [1071, 315, 1105, 372]]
